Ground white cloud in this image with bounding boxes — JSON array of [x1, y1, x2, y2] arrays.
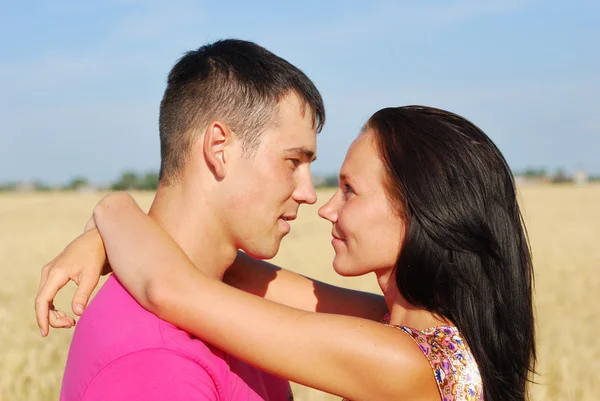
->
[[0, 0, 205, 103], [109, 0, 206, 41], [586, 121, 600, 133], [304, 0, 536, 43]]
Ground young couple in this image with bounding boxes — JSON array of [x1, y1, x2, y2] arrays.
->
[[35, 39, 535, 401]]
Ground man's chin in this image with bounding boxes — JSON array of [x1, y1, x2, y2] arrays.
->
[[243, 243, 281, 261]]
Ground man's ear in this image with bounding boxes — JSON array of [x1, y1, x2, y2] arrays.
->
[[203, 121, 233, 179]]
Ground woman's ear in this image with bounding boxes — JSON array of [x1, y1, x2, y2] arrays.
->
[[203, 121, 232, 180]]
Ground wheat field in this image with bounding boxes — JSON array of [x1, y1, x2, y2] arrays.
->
[[0, 185, 598, 400]]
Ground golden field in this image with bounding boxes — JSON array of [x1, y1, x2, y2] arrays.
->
[[0, 185, 598, 400]]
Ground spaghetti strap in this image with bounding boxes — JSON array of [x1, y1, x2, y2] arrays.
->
[[392, 325, 484, 401]]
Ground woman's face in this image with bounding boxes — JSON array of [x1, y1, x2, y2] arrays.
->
[[318, 130, 406, 277]]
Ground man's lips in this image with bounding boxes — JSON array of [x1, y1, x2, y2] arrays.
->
[[332, 233, 345, 241]]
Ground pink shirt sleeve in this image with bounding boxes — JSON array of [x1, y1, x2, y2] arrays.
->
[[81, 349, 223, 401]]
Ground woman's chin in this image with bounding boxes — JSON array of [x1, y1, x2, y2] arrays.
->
[[332, 259, 359, 277]]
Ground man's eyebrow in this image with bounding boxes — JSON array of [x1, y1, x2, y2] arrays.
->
[[284, 147, 317, 162]]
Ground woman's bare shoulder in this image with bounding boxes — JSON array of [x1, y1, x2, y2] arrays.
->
[[353, 322, 440, 400]]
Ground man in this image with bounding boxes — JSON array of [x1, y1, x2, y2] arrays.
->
[[40, 39, 325, 400]]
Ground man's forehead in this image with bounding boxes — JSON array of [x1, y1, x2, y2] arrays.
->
[[263, 95, 318, 159], [274, 92, 319, 132]]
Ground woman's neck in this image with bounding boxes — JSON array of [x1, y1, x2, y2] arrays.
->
[[375, 268, 451, 330]]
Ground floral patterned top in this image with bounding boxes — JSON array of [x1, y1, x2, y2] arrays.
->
[[343, 316, 483, 401], [398, 325, 483, 401]]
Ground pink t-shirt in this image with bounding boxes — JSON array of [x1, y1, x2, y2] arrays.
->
[[60, 275, 293, 401]]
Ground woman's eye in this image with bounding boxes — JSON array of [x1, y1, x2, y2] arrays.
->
[[343, 183, 354, 195]]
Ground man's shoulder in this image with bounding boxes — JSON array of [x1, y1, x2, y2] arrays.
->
[[73, 274, 226, 362], [74, 349, 225, 401], [62, 275, 232, 400], [73, 274, 163, 347], [62, 341, 228, 401], [64, 275, 165, 381]]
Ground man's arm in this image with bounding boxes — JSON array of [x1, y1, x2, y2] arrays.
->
[[80, 349, 221, 401], [225, 252, 387, 320]]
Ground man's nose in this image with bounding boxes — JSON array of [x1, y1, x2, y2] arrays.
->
[[294, 170, 317, 205]]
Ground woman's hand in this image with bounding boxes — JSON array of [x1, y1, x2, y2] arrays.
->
[[35, 227, 110, 337]]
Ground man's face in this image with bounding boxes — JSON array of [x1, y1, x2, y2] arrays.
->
[[222, 93, 318, 259]]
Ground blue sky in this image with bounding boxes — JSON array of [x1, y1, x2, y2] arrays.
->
[[1, 0, 598, 184]]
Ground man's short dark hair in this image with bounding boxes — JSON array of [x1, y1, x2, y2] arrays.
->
[[158, 39, 325, 184]]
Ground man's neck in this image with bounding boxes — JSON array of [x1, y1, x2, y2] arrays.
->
[[147, 183, 237, 281]]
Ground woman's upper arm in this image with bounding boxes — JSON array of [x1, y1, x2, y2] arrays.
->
[[92, 192, 179, 304], [226, 251, 388, 321], [155, 269, 433, 400], [94, 192, 387, 321]]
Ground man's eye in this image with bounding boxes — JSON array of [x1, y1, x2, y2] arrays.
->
[[343, 183, 354, 194], [289, 159, 301, 167]]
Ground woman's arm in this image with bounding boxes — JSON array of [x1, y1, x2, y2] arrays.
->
[[93, 192, 431, 400], [35, 192, 385, 336], [225, 253, 387, 320]]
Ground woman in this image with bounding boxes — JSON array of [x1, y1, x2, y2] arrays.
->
[[39, 106, 535, 400]]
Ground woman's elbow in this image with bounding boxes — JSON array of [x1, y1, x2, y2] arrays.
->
[[139, 276, 177, 319], [141, 270, 197, 323], [93, 192, 136, 221], [141, 278, 164, 315]]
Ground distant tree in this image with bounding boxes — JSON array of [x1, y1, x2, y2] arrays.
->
[[139, 171, 159, 191], [33, 180, 52, 191], [64, 176, 90, 190], [0, 182, 17, 192], [552, 168, 572, 183], [111, 171, 140, 190], [323, 174, 339, 188], [522, 167, 547, 178]]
